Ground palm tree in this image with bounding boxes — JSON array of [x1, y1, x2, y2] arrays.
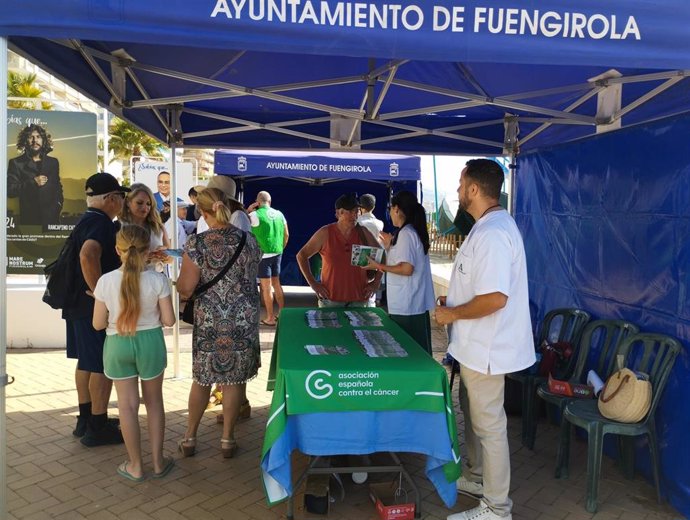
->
[[108, 117, 165, 182], [7, 71, 53, 110]]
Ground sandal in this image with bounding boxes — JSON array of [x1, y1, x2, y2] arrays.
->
[[220, 438, 237, 459], [152, 456, 175, 479], [239, 399, 251, 419], [216, 400, 251, 424], [117, 461, 145, 482], [178, 437, 196, 457]]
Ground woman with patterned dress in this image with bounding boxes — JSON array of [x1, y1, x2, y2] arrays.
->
[[176, 187, 261, 458]]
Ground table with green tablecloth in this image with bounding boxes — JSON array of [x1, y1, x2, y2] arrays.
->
[[261, 307, 461, 510]]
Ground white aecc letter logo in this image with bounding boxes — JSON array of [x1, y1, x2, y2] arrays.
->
[[305, 370, 333, 399]]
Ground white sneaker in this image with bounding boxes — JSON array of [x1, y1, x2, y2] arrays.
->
[[456, 476, 484, 499], [447, 500, 512, 520]]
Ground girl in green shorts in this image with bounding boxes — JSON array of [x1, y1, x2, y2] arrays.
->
[[93, 225, 176, 481]]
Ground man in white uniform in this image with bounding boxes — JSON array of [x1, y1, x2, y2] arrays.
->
[[434, 159, 534, 520]]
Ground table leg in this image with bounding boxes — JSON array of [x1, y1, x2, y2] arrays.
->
[[288, 452, 421, 518], [287, 456, 322, 520]]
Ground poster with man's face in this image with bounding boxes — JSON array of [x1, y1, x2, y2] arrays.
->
[[132, 160, 196, 210], [6, 109, 97, 274]]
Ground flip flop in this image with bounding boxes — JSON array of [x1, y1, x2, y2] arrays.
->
[[152, 457, 175, 479], [117, 461, 145, 482], [260, 319, 276, 326]]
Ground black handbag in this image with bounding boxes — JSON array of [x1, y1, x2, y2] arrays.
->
[[181, 231, 246, 325]]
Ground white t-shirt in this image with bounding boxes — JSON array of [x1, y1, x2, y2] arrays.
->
[[197, 211, 251, 234], [149, 228, 164, 250], [94, 269, 172, 336], [446, 210, 535, 375], [386, 225, 435, 316], [230, 210, 252, 232], [357, 213, 384, 245]]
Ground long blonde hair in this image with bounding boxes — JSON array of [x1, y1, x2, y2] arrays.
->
[[197, 187, 232, 225], [115, 225, 150, 336], [120, 183, 164, 234]]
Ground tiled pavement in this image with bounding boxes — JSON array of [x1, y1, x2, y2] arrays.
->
[[6, 291, 684, 520]]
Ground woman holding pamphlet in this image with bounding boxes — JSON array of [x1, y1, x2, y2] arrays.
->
[[120, 184, 174, 271], [363, 191, 435, 354]]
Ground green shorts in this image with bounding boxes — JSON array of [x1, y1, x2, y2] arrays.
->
[[103, 327, 167, 381]]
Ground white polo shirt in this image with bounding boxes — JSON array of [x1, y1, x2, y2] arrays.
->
[[446, 210, 535, 375], [386, 225, 435, 316]]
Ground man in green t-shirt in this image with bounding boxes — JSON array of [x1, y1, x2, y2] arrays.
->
[[248, 191, 289, 326]]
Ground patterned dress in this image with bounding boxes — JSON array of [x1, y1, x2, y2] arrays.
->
[[184, 226, 262, 386]]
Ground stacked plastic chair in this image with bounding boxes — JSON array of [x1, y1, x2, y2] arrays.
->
[[507, 308, 590, 450], [556, 332, 681, 513]]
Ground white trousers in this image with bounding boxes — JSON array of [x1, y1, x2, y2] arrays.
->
[[459, 365, 513, 516]]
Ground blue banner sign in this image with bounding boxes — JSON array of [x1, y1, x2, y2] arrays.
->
[[215, 150, 420, 181], [2, 1, 689, 69]]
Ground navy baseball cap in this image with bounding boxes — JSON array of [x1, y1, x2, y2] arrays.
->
[[334, 193, 360, 210], [85, 173, 130, 196]]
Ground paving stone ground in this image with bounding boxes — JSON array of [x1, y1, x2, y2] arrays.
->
[[6, 290, 684, 519]]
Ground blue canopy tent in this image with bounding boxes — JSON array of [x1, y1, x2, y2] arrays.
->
[[214, 150, 420, 285], [1, 0, 690, 516], [2, 2, 690, 154]]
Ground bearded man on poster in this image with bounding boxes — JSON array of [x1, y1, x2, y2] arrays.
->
[[8, 123, 64, 226]]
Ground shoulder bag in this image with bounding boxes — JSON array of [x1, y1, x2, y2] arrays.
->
[[598, 367, 652, 423], [181, 231, 246, 324]]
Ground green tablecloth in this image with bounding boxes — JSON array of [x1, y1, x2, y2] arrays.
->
[[262, 306, 461, 499], [267, 307, 452, 414]]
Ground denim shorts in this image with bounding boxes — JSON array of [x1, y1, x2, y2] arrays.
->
[[258, 254, 282, 279], [103, 327, 167, 380]]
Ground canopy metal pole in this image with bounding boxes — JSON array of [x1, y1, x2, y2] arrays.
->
[[432, 155, 440, 230], [509, 152, 517, 215], [170, 109, 181, 378], [1, 35, 10, 520]]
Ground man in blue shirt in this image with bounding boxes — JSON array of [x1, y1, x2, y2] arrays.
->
[[64, 173, 129, 447]]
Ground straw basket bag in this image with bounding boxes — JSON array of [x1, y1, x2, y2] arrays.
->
[[598, 368, 652, 423]]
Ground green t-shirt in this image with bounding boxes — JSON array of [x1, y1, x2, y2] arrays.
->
[[252, 206, 286, 254]]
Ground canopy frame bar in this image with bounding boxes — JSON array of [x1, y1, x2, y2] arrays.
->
[[182, 107, 337, 145], [520, 87, 602, 145], [37, 38, 690, 152]]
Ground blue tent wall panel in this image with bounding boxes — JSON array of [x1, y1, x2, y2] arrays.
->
[[237, 177, 415, 286], [516, 113, 690, 516]]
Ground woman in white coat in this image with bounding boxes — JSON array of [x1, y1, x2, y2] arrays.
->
[[365, 191, 435, 354]]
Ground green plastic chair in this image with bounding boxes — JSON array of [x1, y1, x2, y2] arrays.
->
[[556, 332, 681, 513], [537, 319, 639, 466], [508, 307, 591, 450]]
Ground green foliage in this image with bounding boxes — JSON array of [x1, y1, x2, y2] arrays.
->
[[108, 118, 165, 181], [7, 71, 53, 110]]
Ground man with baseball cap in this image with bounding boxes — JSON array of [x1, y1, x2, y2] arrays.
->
[[297, 193, 383, 307], [64, 173, 129, 446]]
